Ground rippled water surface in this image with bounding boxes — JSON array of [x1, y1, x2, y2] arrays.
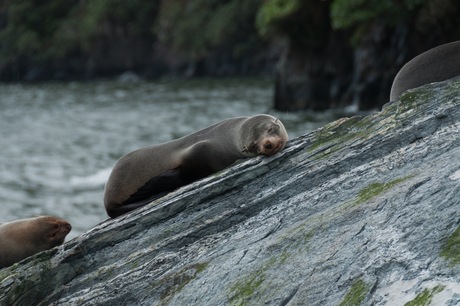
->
[[0, 78, 341, 239]]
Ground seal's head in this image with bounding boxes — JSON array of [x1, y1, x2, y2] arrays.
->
[[31, 216, 72, 249], [0, 215, 72, 268], [241, 115, 289, 157]]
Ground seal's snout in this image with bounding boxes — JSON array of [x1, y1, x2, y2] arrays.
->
[[49, 219, 72, 240], [259, 137, 286, 156], [62, 222, 72, 233]]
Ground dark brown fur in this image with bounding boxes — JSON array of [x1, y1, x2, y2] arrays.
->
[[390, 41, 460, 101]]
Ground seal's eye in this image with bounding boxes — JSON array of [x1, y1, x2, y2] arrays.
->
[[268, 124, 279, 134], [264, 142, 272, 149]]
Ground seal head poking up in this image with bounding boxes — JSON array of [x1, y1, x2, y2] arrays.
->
[[0, 216, 72, 268], [104, 114, 289, 218], [390, 41, 460, 101]]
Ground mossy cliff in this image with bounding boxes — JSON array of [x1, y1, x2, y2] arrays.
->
[[1, 78, 460, 305]]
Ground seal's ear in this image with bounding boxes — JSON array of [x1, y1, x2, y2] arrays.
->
[[268, 120, 281, 134]]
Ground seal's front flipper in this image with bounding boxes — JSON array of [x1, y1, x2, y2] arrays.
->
[[122, 168, 186, 207]]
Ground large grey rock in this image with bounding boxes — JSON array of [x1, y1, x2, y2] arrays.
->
[[1, 78, 460, 306]]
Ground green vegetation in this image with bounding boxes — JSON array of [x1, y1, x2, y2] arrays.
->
[[440, 225, 460, 266], [255, 0, 301, 36], [0, 0, 260, 67], [338, 279, 370, 306], [0, 0, 77, 60], [354, 176, 413, 206], [156, 0, 260, 60], [308, 130, 365, 157], [330, 0, 459, 45], [257, 0, 460, 49], [225, 224, 312, 305], [404, 285, 445, 306], [331, 0, 424, 29], [228, 265, 266, 306], [0, 0, 458, 79], [305, 116, 376, 160], [0, 0, 159, 61], [228, 256, 283, 306]]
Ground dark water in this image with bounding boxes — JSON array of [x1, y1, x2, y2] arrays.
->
[[0, 78, 341, 239]]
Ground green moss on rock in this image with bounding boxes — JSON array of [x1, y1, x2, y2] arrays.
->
[[404, 285, 445, 306], [306, 116, 374, 157], [440, 225, 460, 266], [228, 256, 283, 306], [228, 267, 265, 306], [308, 129, 365, 158], [353, 176, 412, 206], [339, 279, 370, 306]]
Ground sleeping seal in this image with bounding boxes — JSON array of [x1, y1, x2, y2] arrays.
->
[[104, 114, 289, 218]]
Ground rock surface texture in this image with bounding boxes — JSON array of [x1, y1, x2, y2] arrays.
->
[[1, 78, 460, 306]]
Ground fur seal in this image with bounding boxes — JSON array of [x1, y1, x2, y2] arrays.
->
[[390, 41, 460, 101], [104, 114, 289, 218], [0, 216, 71, 268]]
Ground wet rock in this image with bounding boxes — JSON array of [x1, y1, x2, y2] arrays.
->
[[1, 78, 460, 305]]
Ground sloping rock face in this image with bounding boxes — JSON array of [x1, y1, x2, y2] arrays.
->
[[1, 78, 460, 306]]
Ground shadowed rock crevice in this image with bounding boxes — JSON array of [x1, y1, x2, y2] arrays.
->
[[1, 77, 460, 305]]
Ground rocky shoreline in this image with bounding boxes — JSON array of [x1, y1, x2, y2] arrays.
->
[[1, 77, 460, 305]]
